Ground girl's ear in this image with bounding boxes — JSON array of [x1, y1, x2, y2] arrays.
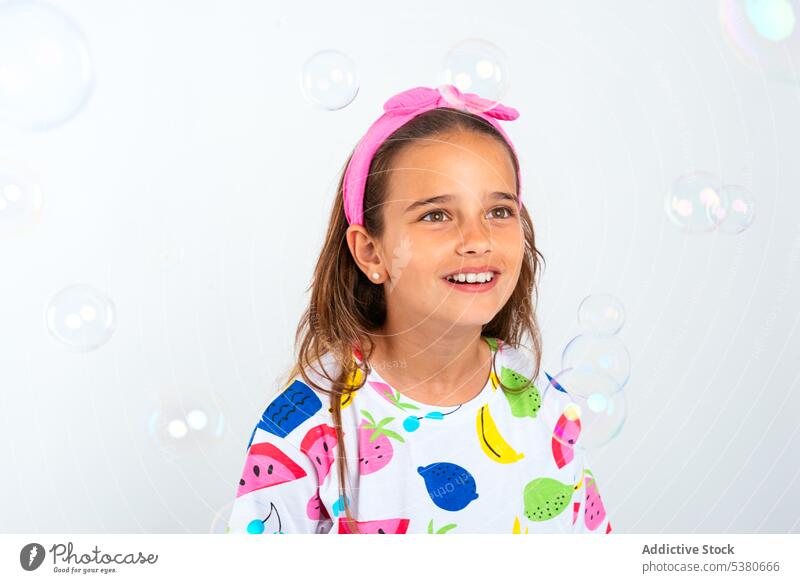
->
[[346, 225, 384, 281]]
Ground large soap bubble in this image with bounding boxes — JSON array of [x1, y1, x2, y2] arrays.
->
[[301, 49, 359, 110], [720, 0, 800, 85], [541, 367, 627, 451], [0, 0, 94, 130]]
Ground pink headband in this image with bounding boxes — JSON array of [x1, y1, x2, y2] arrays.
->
[[342, 84, 522, 226]]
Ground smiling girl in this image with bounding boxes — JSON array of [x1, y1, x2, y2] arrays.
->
[[228, 84, 612, 534]]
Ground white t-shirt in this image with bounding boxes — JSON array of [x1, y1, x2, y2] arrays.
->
[[228, 336, 613, 534]]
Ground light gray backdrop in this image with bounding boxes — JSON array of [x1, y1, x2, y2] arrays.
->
[[1, 0, 798, 533]]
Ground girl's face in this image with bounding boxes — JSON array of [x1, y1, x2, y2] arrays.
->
[[359, 130, 525, 332]]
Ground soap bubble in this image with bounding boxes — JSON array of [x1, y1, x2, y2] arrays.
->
[[578, 293, 626, 336], [301, 49, 359, 110], [716, 184, 756, 234], [147, 387, 228, 462], [562, 334, 631, 387], [0, 160, 44, 237], [665, 171, 728, 233], [44, 284, 116, 351], [439, 38, 510, 107], [720, 0, 800, 85], [0, 0, 94, 130], [541, 367, 627, 451]]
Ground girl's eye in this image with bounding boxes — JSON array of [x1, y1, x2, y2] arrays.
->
[[420, 209, 449, 222], [491, 206, 516, 219], [420, 206, 516, 222]]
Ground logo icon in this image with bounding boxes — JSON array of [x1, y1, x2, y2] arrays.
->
[[20, 543, 46, 571]]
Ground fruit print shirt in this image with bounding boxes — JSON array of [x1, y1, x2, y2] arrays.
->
[[228, 336, 613, 534]]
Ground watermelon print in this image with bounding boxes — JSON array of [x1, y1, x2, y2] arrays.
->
[[227, 336, 614, 534], [237, 441, 307, 497]]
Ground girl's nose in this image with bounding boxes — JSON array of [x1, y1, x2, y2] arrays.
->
[[455, 217, 494, 255]]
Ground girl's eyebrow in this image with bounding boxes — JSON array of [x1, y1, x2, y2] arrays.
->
[[404, 191, 518, 213]]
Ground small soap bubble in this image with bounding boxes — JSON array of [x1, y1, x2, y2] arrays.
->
[[44, 284, 116, 351], [578, 293, 626, 336], [147, 387, 228, 462], [0, 161, 44, 237], [439, 38, 510, 107], [665, 171, 728, 233], [0, 0, 94, 130], [301, 49, 359, 110]]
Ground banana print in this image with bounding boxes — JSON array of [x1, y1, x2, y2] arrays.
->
[[476, 403, 524, 463]]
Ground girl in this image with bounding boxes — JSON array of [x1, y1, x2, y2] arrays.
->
[[227, 84, 613, 534]]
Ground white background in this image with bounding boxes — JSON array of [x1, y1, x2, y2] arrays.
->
[[1, 0, 798, 533]]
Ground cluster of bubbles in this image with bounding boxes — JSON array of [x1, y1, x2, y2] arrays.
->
[[540, 294, 630, 451], [719, 0, 800, 86], [0, 0, 92, 237], [664, 171, 756, 235], [0, 0, 226, 476]]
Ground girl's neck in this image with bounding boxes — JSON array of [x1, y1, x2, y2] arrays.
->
[[363, 327, 492, 407]]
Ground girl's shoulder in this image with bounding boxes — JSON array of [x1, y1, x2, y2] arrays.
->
[[258, 352, 344, 427]]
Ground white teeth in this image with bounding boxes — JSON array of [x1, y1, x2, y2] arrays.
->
[[446, 272, 494, 283]]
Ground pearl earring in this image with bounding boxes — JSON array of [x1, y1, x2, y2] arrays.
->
[[372, 272, 380, 280]]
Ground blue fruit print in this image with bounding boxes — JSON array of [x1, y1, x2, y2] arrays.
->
[[418, 462, 479, 511], [246, 380, 322, 448]]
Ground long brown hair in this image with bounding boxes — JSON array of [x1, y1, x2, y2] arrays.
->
[[278, 106, 546, 533]]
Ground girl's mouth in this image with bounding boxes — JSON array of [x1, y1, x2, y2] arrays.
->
[[441, 273, 499, 293]]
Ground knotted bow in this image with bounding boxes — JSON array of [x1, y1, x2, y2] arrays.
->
[[383, 84, 519, 121]]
